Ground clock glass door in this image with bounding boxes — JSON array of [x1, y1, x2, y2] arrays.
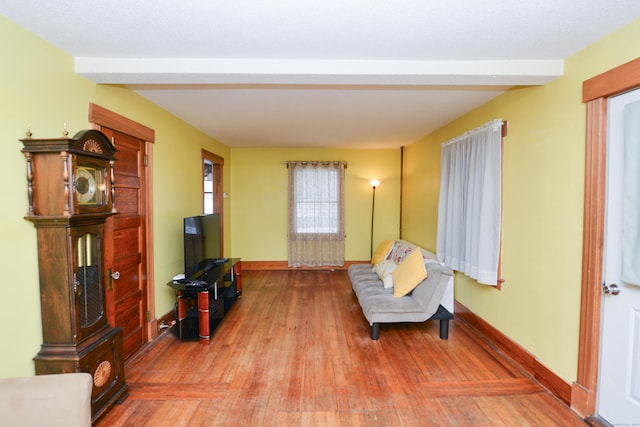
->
[[74, 228, 106, 340]]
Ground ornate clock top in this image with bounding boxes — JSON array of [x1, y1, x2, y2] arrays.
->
[[71, 129, 115, 159], [21, 129, 117, 219], [83, 139, 104, 154]]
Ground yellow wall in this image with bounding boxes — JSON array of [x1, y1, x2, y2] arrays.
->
[[229, 148, 401, 261], [3, 9, 640, 390], [0, 16, 230, 377], [402, 18, 640, 383]]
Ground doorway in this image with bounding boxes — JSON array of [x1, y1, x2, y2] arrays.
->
[[573, 58, 640, 420], [599, 88, 640, 423], [89, 103, 156, 359]]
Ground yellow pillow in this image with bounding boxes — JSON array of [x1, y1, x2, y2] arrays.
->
[[392, 248, 427, 297], [371, 240, 395, 265]]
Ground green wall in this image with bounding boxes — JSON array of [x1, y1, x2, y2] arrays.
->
[[402, 18, 640, 383], [0, 16, 230, 377], [229, 148, 401, 261]]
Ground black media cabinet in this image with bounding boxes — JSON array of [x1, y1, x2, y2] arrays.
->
[[167, 258, 242, 344]]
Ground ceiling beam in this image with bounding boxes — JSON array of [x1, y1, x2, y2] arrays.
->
[[75, 58, 563, 86]]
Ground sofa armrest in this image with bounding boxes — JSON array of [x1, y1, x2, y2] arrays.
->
[[411, 262, 454, 315], [0, 373, 93, 427]]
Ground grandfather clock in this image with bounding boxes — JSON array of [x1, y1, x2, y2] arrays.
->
[[22, 129, 128, 422]]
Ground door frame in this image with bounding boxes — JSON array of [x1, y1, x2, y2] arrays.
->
[[571, 57, 640, 417], [88, 103, 158, 341]]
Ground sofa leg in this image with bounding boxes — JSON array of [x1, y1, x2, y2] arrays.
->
[[371, 323, 379, 340], [439, 319, 449, 340]]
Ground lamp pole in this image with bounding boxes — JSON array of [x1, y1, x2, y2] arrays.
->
[[369, 180, 380, 259]]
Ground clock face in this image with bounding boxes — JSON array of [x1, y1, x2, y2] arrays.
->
[[75, 166, 104, 206], [75, 168, 96, 203]]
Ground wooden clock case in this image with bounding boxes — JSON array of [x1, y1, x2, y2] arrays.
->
[[21, 129, 128, 422]]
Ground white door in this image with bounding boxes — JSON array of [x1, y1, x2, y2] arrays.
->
[[599, 88, 640, 424]]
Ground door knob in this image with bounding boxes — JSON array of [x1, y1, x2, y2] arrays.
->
[[603, 283, 621, 295], [107, 269, 120, 291]]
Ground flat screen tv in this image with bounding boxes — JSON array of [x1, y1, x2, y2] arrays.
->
[[183, 213, 222, 280]]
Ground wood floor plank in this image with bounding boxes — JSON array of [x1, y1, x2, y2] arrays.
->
[[404, 397, 458, 426], [127, 383, 232, 400], [442, 396, 503, 426], [411, 377, 543, 399], [97, 270, 586, 426], [145, 401, 201, 427]]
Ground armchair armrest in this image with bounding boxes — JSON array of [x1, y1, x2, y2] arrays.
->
[[0, 373, 92, 427]]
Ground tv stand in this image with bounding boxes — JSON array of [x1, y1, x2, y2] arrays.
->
[[167, 258, 241, 344]]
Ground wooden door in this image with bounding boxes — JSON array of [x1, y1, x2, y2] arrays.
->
[[102, 128, 147, 360]]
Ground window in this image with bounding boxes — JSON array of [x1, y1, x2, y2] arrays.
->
[[436, 119, 505, 286], [293, 167, 340, 234], [203, 160, 214, 214], [201, 150, 223, 215], [287, 161, 346, 267], [202, 150, 224, 254]]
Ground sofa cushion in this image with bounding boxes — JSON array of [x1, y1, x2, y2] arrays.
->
[[372, 259, 397, 288], [352, 278, 383, 297], [354, 281, 395, 306], [363, 293, 427, 323], [348, 263, 378, 286], [393, 248, 427, 297], [371, 239, 395, 265]]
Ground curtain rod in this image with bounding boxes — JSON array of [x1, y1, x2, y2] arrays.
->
[[282, 161, 350, 168], [441, 118, 505, 147]]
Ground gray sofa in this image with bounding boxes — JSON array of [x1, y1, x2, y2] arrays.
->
[[348, 240, 454, 340]]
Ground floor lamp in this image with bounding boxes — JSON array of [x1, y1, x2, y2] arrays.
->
[[369, 179, 380, 259]]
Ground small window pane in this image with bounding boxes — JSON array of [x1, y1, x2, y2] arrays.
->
[[203, 159, 214, 214], [204, 194, 213, 214], [294, 168, 339, 234]]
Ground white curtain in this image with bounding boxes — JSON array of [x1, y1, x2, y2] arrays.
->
[[436, 119, 503, 285], [288, 161, 346, 267]]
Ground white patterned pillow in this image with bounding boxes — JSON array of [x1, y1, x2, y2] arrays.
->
[[373, 259, 398, 288], [385, 241, 414, 264]]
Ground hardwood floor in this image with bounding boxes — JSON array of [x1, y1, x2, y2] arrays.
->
[[97, 270, 586, 426]]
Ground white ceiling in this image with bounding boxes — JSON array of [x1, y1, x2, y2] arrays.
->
[[2, 1, 640, 148]]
